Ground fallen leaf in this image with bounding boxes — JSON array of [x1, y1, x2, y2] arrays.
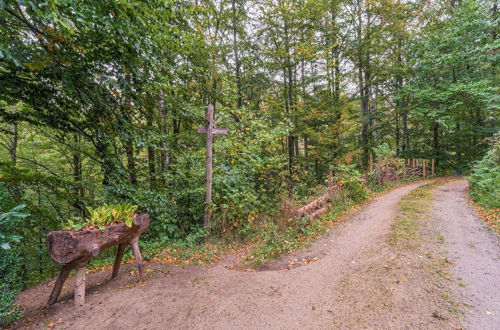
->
[[486, 310, 495, 315]]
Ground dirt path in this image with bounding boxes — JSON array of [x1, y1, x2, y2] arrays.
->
[[431, 180, 499, 329], [14, 180, 499, 329]]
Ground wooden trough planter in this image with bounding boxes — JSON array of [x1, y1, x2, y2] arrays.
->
[[46, 214, 150, 307]]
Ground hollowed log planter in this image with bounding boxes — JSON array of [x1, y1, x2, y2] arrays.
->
[[46, 214, 150, 307]]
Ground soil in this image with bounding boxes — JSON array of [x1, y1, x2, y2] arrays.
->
[[12, 179, 499, 329], [431, 181, 499, 329]]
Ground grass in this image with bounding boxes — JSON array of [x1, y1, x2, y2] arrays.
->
[[388, 178, 466, 323], [388, 181, 443, 248]]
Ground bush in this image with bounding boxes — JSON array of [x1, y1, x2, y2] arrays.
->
[[0, 185, 26, 327], [468, 135, 500, 209], [335, 164, 369, 203]]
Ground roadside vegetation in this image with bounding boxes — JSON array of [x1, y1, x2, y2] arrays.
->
[[468, 134, 500, 232]]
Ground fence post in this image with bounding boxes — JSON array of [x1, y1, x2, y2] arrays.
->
[[423, 159, 426, 178], [431, 159, 435, 176]]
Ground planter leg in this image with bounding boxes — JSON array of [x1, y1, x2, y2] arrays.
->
[[48, 264, 72, 305], [112, 243, 127, 279], [130, 240, 144, 281], [74, 259, 89, 308]]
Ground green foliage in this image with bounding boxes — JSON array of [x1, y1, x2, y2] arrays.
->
[[0, 185, 26, 327], [335, 164, 369, 203], [468, 135, 500, 209], [0, 204, 26, 250], [63, 203, 138, 231]]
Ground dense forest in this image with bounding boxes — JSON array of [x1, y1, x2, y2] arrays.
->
[[0, 0, 498, 325]]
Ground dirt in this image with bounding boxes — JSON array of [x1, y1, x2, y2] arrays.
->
[[431, 181, 499, 329], [12, 179, 499, 329]]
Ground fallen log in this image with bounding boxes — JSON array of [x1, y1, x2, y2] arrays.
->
[[46, 214, 150, 307], [295, 190, 332, 218]]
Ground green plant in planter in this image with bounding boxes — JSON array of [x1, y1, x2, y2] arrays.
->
[[111, 203, 138, 227], [63, 203, 138, 232]]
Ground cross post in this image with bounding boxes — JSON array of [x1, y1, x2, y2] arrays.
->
[[197, 104, 228, 229]]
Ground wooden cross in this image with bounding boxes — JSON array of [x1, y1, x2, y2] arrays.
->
[[197, 104, 228, 228]]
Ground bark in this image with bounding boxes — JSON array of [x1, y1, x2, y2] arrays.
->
[[47, 214, 150, 307], [159, 89, 169, 177], [95, 137, 115, 187], [125, 139, 137, 185], [112, 243, 127, 279], [146, 110, 156, 183], [357, 0, 370, 169], [74, 260, 88, 308], [232, 0, 243, 108], [10, 122, 17, 164], [72, 135, 85, 216], [46, 214, 150, 265], [402, 110, 409, 152], [284, 16, 295, 189], [433, 122, 440, 166]]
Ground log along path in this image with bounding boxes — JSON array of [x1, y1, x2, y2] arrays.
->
[[15, 180, 499, 329]]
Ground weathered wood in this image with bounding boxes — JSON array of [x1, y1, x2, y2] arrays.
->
[[308, 206, 328, 220], [197, 127, 228, 135], [197, 104, 228, 229], [204, 105, 214, 228], [431, 159, 435, 176], [423, 159, 427, 178], [112, 243, 127, 279], [46, 214, 150, 307], [131, 239, 144, 281], [296, 190, 331, 218], [47, 264, 72, 305], [74, 258, 89, 308], [47, 214, 149, 265]]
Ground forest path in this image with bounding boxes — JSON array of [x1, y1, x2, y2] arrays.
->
[[15, 180, 499, 329], [431, 181, 499, 329]]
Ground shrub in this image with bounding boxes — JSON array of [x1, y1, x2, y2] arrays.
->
[[0, 185, 27, 327], [468, 135, 500, 209], [335, 164, 369, 203]]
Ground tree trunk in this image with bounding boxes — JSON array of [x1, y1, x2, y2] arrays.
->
[[159, 89, 169, 178], [232, 0, 243, 108], [146, 109, 156, 184], [125, 139, 137, 185], [72, 134, 85, 217], [433, 122, 440, 166]]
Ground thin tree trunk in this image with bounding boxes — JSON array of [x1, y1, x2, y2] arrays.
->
[[125, 139, 137, 185], [146, 110, 156, 184], [72, 134, 85, 216], [159, 89, 169, 178], [232, 0, 243, 108], [433, 122, 439, 166]]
